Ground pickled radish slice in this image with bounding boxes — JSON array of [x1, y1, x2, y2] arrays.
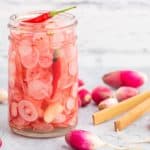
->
[[9, 51, 16, 87], [18, 100, 38, 122], [53, 113, 66, 123], [39, 55, 53, 68], [33, 33, 50, 54], [26, 66, 53, 83], [44, 103, 63, 123], [63, 45, 77, 61], [20, 49, 39, 69], [11, 102, 18, 117], [57, 58, 74, 89], [71, 83, 78, 98], [66, 97, 75, 110], [69, 61, 77, 76], [28, 80, 49, 100], [32, 120, 54, 132], [11, 117, 29, 129], [18, 40, 32, 56], [68, 114, 77, 127], [25, 66, 41, 82], [50, 31, 65, 48], [11, 88, 23, 102]]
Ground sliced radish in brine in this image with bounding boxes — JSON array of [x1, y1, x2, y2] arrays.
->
[[69, 61, 77, 76], [44, 103, 63, 123], [71, 82, 78, 98], [27, 80, 49, 100], [33, 33, 50, 54], [39, 55, 53, 68], [50, 31, 65, 49], [25, 66, 40, 82], [20, 48, 39, 69], [9, 51, 16, 87], [32, 120, 54, 132], [11, 102, 18, 117], [18, 100, 38, 122], [18, 40, 32, 57], [11, 116, 30, 129], [11, 88, 23, 102], [68, 113, 77, 127], [63, 45, 77, 61], [26, 66, 53, 82], [66, 97, 75, 110]]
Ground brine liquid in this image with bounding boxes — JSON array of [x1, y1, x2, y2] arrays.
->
[[8, 14, 78, 137]]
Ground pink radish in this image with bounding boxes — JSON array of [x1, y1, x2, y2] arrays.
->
[[116, 86, 138, 102], [91, 86, 113, 105], [78, 79, 85, 87], [78, 89, 91, 107], [103, 70, 147, 88], [65, 130, 128, 150]]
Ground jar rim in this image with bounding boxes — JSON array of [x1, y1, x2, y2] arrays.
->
[[8, 10, 77, 30]]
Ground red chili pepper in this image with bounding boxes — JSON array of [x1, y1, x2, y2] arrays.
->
[[24, 6, 76, 23], [51, 58, 61, 98]]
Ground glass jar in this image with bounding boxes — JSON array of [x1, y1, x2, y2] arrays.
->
[[8, 11, 78, 138]]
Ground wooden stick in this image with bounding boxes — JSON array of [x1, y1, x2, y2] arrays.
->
[[114, 98, 150, 131], [92, 91, 150, 125]]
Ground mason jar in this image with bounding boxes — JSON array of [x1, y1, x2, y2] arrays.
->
[[8, 11, 78, 138]]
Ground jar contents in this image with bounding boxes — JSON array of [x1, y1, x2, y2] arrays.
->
[[8, 12, 78, 137]]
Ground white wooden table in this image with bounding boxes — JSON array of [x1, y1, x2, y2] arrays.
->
[[0, 0, 150, 149]]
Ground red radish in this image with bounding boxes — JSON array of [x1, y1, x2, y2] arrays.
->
[[103, 70, 147, 88], [65, 130, 127, 150], [78, 79, 85, 87], [91, 86, 112, 105], [78, 89, 91, 107], [116, 86, 138, 102], [98, 98, 118, 110], [18, 100, 38, 122]]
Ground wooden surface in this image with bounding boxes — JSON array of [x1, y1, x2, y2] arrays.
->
[[0, 0, 150, 149]]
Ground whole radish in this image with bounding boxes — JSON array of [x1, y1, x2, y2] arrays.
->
[[103, 70, 147, 88], [116, 86, 138, 102], [91, 86, 113, 105]]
